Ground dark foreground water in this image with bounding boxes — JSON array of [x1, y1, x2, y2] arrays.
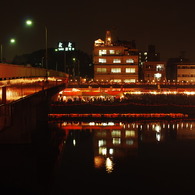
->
[[1, 119, 195, 194]]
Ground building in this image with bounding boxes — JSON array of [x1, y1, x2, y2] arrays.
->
[[166, 57, 190, 82], [93, 31, 139, 83], [139, 45, 161, 81], [177, 63, 195, 82], [142, 61, 166, 82]]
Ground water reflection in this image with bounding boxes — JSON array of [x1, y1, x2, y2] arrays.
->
[[52, 119, 195, 177]]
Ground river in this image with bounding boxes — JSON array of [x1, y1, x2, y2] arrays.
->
[[1, 119, 195, 194]]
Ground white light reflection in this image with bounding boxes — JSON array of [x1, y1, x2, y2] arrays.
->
[[73, 139, 76, 146], [156, 133, 161, 142], [109, 148, 114, 155], [155, 125, 161, 142], [105, 157, 114, 173], [99, 147, 107, 155]]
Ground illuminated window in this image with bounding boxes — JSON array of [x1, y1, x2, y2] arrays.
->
[[125, 130, 135, 137], [109, 50, 115, 54], [112, 138, 121, 145], [126, 139, 134, 145], [99, 50, 107, 56], [111, 68, 121, 73], [126, 59, 134, 63], [126, 68, 135, 73], [156, 64, 163, 71], [97, 68, 107, 73], [124, 79, 136, 83], [98, 139, 106, 147], [116, 50, 121, 55], [111, 130, 121, 137], [113, 79, 121, 82], [99, 58, 106, 63], [97, 131, 107, 137], [113, 59, 121, 63]]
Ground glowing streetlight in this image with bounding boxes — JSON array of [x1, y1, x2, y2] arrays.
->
[[0, 38, 16, 63], [10, 38, 16, 44], [25, 20, 33, 26], [73, 57, 80, 77], [25, 19, 48, 76]]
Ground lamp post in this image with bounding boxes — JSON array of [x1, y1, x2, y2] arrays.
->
[[0, 38, 16, 63], [0, 44, 2, 63], [73, 57, 80, 78], [25, 19, 48, 78]]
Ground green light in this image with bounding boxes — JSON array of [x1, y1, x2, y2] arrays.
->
[[10, 38, 16, 43], [26, 20, 33, 26]]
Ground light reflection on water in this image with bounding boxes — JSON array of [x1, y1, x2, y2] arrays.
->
[[1, 119, 195, 194], [52, 120, 195, 171]]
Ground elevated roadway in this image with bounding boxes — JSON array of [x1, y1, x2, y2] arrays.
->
[[0, 63, 68, 143]]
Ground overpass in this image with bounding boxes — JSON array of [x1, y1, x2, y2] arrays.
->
[[0, 63, 68, 143]]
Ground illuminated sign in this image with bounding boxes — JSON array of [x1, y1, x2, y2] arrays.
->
[[57, 41, 75, 51]]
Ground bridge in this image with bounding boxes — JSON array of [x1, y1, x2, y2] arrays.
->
[[2, 63, 195, 144], [0, 63, 68, 143]]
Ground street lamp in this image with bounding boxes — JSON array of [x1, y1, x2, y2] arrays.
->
[[25, 19, 48, 76], [0, 38, 16, 63], [0, 44, 2, 63], [73, 57, 80, 77]]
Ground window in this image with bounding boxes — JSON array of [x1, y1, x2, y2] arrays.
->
[[111, 130, 121, 137], [116, 50, 121, 55], [113, 79, 121, 82], [112, 138, 121, 145], [109, 50, 115, 54], [111, 68, 121, 73], [98, 139, 106, 147], [156, 64, 163, 71], [99, 58, 106, 63], [125, 130, 135, 137], [126, 139, 134, 145], [124, 79, 136, 83], [126, 68, 135, 73], [126, 59, 134, 63], [97, 68, 107, 73], [99, 50, 107, 56], [113, 59, 121, 63]]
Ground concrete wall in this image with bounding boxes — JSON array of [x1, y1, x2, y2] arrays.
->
[[0, 83, 66, 144], [0, 63, 68, 79]]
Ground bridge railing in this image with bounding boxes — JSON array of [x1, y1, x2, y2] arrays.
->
[[0, 77, 68, 104]]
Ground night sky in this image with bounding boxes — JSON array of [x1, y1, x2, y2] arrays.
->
[[1, 0, 195, 62]]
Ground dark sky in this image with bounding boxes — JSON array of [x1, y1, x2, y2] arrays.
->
[[1, 0, 195, 62]]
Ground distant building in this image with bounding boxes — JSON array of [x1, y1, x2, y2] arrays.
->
[[166, 57, 190, 82], [142, 61, 166, 82], [177, 63, 195, 82], [139, 45, 161, 81], [93, 31, 139, 83]]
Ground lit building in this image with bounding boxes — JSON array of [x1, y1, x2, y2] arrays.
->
[[139, 45, 161, 81], [143, 61, 166, 82], [177, 63, 195, 82], [93, 31, 139, 83]]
